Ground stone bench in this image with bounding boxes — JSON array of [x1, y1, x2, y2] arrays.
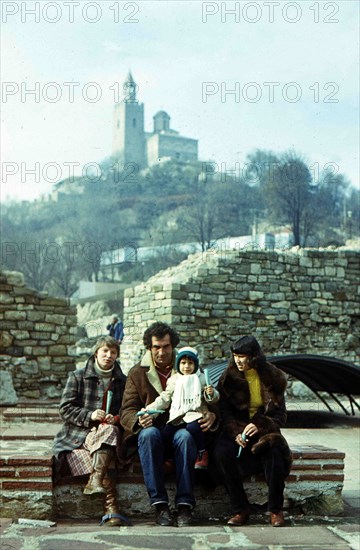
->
[[0, 455, 53, 519], [0, 446, 345, 520]]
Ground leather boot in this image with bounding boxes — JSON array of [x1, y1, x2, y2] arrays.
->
[[100, 478, 131, 527], [102, 478, 122, 526], [83, 449, 113, 495]]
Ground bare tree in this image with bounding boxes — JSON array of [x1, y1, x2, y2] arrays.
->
[[181, 175, 220, 251], [264, 151, 313, 246]]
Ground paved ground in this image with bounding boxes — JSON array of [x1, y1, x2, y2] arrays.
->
[[1, 400, 359, 549], [0, 516, 359, 550]]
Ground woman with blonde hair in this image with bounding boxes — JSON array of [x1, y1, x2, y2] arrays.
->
[[53, 336, 129, 526]]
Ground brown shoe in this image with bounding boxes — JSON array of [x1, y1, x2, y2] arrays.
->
[[270, 511, 285, 527], [227, 510, 250, 526]]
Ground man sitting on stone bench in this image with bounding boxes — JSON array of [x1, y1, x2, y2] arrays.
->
[[120, 322, 217, 527], [53, 336, 129, 526]]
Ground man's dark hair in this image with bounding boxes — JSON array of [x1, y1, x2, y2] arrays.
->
[[143, 322, 180, 349]]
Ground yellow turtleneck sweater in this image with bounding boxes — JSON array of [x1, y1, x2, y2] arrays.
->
[[244, 368, 263, 418]]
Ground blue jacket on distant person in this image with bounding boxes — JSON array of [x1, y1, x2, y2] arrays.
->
[[107, 317, 124, 343]]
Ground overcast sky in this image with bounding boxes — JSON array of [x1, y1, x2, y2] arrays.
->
[[1, 0, 359, 201]]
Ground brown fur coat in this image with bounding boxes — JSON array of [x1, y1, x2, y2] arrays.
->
[[217, 359, 292, 475]]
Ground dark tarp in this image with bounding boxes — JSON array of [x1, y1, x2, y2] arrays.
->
[[205, 355, 360, 416]]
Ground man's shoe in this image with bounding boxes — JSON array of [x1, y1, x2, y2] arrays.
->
[[177, 504, 193, 527], [270, 511, 285, 527], [227, 510, 250, 526], [155, 504, 173, 526], [194, 450, 208, 469]]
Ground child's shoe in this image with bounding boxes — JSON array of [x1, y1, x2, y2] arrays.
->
[[194, 450, 208, 469], [164, 459, 175, 475]]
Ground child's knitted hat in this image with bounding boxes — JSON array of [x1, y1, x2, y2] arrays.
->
[[175, 346, 199, 373]]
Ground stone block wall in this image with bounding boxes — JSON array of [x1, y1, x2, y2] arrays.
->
[[121, 248, 359, 372], [52, 445, 345, 518], [0, 270, 77, 399]]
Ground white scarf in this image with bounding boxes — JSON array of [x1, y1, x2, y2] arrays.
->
[[169, 373, 202, 421]]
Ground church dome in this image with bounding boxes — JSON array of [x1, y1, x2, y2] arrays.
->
[[153, 111, 170, 132]]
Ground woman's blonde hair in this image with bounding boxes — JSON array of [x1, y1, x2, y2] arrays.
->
[[93, 336, 120, 357]]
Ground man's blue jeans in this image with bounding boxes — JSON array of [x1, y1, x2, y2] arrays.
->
[[138, 426, 197, 507]]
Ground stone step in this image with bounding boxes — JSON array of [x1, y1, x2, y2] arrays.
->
[[0, 422, 60, 441], [54, 445, 345, 520], [0, 432, 56, 441], [0, 438, 53, 457], [1, 403, 60, 423], [0, 455, 53, 482], [0, 438, 346, 521]]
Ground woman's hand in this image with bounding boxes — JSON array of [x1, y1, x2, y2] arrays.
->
[[243, 423, 259, 438], [91, 409, 106, 422], [104, 414, 116, 424], [198, 412, 216, 432], [235, 423, 259, 448], [235, 432, 248, 448]]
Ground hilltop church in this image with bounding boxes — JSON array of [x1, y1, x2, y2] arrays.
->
[[112, 72, 198, 168]]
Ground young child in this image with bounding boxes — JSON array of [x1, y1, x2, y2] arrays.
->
[[144, 346, 219, 469]]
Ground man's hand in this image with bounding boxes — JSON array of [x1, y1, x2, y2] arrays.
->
[[198, 412, 216, 432], [137, 408, 153, 429]]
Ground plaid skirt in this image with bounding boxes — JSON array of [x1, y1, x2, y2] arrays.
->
[[66, 424, 121, 477]]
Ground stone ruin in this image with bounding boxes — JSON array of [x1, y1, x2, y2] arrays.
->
[[0, 270, 77, 401], [120, 248, 359, 373], [1, 247, 359, 400]]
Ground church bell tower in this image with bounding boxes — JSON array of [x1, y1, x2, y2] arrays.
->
[[112, 72, 146, 169]]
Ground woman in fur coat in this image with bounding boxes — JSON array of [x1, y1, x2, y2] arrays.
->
[[214, 335, 292, 527]]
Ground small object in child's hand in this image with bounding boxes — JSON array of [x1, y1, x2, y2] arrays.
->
[[204, 369, 211, 386], [205, 385, 213, 399]]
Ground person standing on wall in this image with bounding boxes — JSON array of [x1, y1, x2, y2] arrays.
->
[[107, 315, 124, 344]]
